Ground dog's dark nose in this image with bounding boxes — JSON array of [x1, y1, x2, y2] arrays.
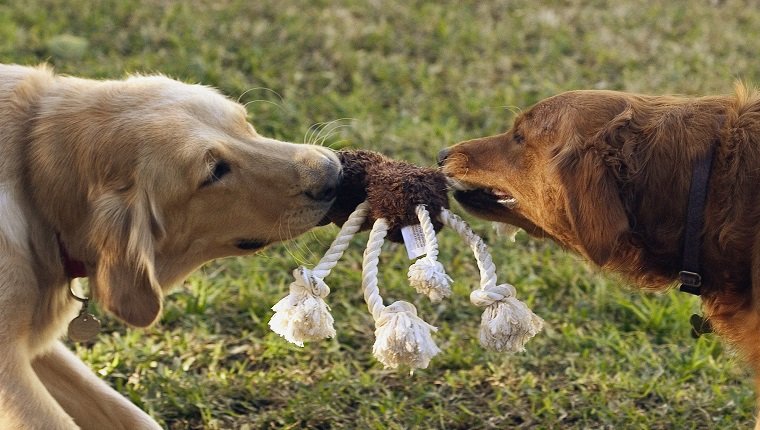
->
[[299, 147, 341, 202], [437, 148, 451, 167], [305, 182, 338, 202]]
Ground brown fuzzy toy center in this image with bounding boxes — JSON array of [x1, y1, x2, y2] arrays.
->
[[326, 150, 449, 242]]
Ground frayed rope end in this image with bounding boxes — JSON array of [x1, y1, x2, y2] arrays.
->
[[372, 301, 441, 369], [269, 267, 336, 347], [470, 284, 543, 353]]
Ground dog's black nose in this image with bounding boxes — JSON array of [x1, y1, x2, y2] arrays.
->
[[306, 182, 338, 202], [437, 148, 451, 167], [300, 147, 341, 202]]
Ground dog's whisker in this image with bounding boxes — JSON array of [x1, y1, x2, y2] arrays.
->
[[243, 99, 286, 113], [306, 123, 331, 147], [304, 120, 334, 146], [279, 214, 312, 267], [309, 118, 355, 147], [500, 105, 523, 116], [274, 215, 295, 260], [446, 177, 474, 191], [305, 119, 338, 146], [317, 123, 354, 147], [304, 122, 323, 146], [237, 86, 284, 105], [304, 119, 338, 146], [298, 230, 323, 263]]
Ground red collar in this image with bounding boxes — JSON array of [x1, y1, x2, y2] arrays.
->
[[56, 234, 87, 279]]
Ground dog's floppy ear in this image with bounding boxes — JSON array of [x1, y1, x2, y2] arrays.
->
[[555, 110, 632, 267], [88, 187, 165, 327]]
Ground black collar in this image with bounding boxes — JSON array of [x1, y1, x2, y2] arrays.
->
[[678, 144, 717, 296]]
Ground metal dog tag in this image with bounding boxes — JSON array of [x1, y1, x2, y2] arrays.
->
[[67, 290, 101, 343], [68, 310, 101, 342]]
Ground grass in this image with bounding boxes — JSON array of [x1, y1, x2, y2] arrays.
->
[[3, 0, 759, 428]]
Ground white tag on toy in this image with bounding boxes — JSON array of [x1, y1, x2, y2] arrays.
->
[[401, 224, 426, 259]]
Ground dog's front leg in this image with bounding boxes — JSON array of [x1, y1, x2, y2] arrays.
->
[[32, 341, 162, 430], [0, 348, 80, 429], [0, 255, 81, 429]]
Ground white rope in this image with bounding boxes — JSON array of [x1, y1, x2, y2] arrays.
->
[[407, 205, 452, 302], [362, 218, 389, 321], [439, 208, 543, 353], [312, 201, 370, 279], [416, 205, 440, 260], [363, 217, 441, 369], [269, 201, 370, 346], [438, 208, 496, 290], [272, 195, 541, 362]]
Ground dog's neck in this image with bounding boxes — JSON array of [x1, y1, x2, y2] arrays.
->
[[56, 234, 87, 279], [677, 143, 717, 296]]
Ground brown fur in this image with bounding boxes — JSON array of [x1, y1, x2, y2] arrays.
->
[[328, 150, 449, 242], [441, 84, 760, 425], [0, 64, 340, 429]]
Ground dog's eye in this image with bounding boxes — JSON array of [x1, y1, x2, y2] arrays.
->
[[513, 133, 525, 145], [201, 160, 231, 187]]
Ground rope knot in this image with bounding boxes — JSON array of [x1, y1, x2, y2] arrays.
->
[[408, 256, 452, 303], [372, 301, 441, 369], [268, 201, 370, 347], [292, 267, 330, 298], [473, 285, 543, 353], [268, 266, 336, 346], [377, 300, 419, 319], [469, 284, 516, 307]]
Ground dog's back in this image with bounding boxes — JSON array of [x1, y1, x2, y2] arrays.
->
[[0, 66, 49, 255], [0, 64, 53, 179]]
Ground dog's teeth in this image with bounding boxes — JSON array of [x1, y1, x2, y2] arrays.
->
[[491, 188, 512, 197], [497, 197, 518, 208]]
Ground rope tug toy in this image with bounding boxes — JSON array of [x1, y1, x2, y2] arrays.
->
[[268, 150, 543, 369]]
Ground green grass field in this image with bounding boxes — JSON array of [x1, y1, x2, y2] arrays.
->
[[4, 0, 760, 428]]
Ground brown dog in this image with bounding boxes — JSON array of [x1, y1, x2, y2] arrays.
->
[[440, 85, 760, 425], [0, 64, 340, 429]]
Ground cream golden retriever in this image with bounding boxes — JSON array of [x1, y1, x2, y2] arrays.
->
[[439, 85, 760, 425], [0, 64, 340, 429]]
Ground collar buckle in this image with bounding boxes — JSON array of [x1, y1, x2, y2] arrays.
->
[[678, 271, 702, 296], [678, 270, 702, 288]]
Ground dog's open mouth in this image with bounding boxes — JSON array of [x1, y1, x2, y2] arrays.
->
[[235, 239, 268, 251], [448, 179, 518, 213], [449, 180, 551, 239], [454, 188, 516, 212], [446, 177, 540, 234]]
